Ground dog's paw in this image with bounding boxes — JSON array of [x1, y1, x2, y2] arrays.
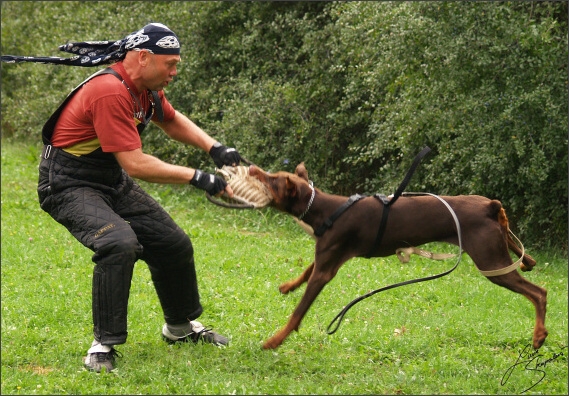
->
[[520, 263, 533, 272], [262, 338, 280, 350], [278, 282, 296, 294], [533, 328, 548, 349]]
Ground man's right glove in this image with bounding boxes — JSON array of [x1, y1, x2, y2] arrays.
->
[[209, 142, 242, 168], [190, 169, 227, 196]]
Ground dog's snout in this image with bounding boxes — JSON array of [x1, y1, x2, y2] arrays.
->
[[249, 165, 257, 177], [249, 165, 266, 180]]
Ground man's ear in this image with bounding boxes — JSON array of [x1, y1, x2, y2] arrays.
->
[[295, 162, 309, 182], [138, 49, 152, 66]]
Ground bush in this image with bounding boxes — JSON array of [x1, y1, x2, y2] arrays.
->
[[1, 1, 566, 249]]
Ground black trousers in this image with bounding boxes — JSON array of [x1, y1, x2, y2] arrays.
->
[[38, 146, 203, 345]]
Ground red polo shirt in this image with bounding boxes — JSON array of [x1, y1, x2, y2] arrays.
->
[[51, 61, 175, 155]]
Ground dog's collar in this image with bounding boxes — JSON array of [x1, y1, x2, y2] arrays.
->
[[297, 181, 315, 221]]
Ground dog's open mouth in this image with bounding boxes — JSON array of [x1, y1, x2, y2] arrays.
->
[[206, 165, 273, 209]]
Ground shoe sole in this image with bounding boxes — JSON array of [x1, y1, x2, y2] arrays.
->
[[162, 333, 228, 346], [83, 358, 114, 373]]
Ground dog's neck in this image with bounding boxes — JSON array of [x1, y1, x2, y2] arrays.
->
[[297, 183, 315, 221], [292, 184, 348, 231]]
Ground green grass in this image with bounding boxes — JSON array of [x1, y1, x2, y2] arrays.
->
[[2, 141, 567, 395]]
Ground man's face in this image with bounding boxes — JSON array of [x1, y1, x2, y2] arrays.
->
[[142, 53, 180, 91]]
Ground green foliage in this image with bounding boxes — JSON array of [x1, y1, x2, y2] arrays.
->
[[1, 1, 567, 249], [327, 2, 568, 246]]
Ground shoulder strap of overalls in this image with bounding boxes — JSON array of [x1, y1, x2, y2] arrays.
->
[[41, 68, 164, 145]]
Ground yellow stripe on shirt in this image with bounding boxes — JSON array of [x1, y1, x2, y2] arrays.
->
[[62, 138, 101, 156]]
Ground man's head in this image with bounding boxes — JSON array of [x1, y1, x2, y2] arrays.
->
[[123, 23, 180, 56], [122, 23, 181, 91]]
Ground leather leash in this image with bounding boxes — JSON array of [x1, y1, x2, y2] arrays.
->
[[394, 232, 525, 277], [327, 192, 464, 335], [327, 191, 526, 335]]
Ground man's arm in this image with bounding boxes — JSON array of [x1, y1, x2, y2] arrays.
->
[[114, 109, 241, 197], [115, 110, 215, 182], [114, 148, 195, 184], [154, 110, 216, 152], [155, 110, 242, 167], [114, 149, 233, 196]]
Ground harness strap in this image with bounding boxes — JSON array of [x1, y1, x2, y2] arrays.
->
[[43, 68, 111, 145], [364, 146, 431, 258], [42, 68, 163, 145], [313, 194, 366, 237], [364, 202, 391, 258], [103, 68, 164, 124], [391, 146, 432, 203], [150, 90, 164, 122]]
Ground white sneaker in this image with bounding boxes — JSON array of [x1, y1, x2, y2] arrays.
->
[[83, 343, 120, 372], [162, 320, 228, 346]]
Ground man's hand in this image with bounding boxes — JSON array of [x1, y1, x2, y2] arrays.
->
[[190, 169, 233, 197], [209, 142, 242, 167]]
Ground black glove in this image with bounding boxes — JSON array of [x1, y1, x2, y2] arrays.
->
[[190, 169, 227, 196], [209, 142, 242, 167]]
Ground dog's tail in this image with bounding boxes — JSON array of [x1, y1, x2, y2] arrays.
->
[[494, 201, 536, 272]]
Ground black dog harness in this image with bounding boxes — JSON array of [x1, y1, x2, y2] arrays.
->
[[313, 194, 366, 237], [313, 146, 432, 259]]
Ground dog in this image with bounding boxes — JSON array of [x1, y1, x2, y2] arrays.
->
[[248, 162, 548, 350]]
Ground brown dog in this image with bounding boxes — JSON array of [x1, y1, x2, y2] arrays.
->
[[249, 163, 548, 350]]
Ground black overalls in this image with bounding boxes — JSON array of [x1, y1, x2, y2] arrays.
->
[[38, 68, 203, 345]]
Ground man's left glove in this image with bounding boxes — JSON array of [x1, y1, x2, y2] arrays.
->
[[190, 169, 228, 196], [209, 142, 242, 167]]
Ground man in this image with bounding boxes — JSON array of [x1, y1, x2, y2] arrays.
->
[[3, 23, 241, 372]]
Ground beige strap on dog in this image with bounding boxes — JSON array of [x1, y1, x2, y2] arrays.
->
[[396, 247, 456, 263], [478, 230, 525, 277], [395, 230, 524, 277]]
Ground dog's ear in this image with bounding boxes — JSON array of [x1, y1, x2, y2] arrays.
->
[[285, 176, 298, 198], [295, 162, 309, 182]]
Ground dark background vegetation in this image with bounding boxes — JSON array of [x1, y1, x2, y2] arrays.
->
[[1, 1, 567, 250]]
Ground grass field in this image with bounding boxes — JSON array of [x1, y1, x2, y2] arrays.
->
[[1, 141, 567, 394]]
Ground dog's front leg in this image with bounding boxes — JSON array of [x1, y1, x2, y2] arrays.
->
[[263, 268, 331, 349], [279, 262, 314, 294]]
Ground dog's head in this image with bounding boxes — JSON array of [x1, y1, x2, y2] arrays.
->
[[249, 163, 313, 216]]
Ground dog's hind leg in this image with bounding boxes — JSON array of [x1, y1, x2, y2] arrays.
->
[[507, 232, 537, 272], [497, 207, 536, 272], [486, 271, 548, 349], [279, 262, 314, 294], [465, 209, 547, 349]]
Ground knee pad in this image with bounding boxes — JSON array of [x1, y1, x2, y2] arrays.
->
[[142, 227, 193, 267], [91, 224, 142, 345], [92, 223, 143, 266]]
